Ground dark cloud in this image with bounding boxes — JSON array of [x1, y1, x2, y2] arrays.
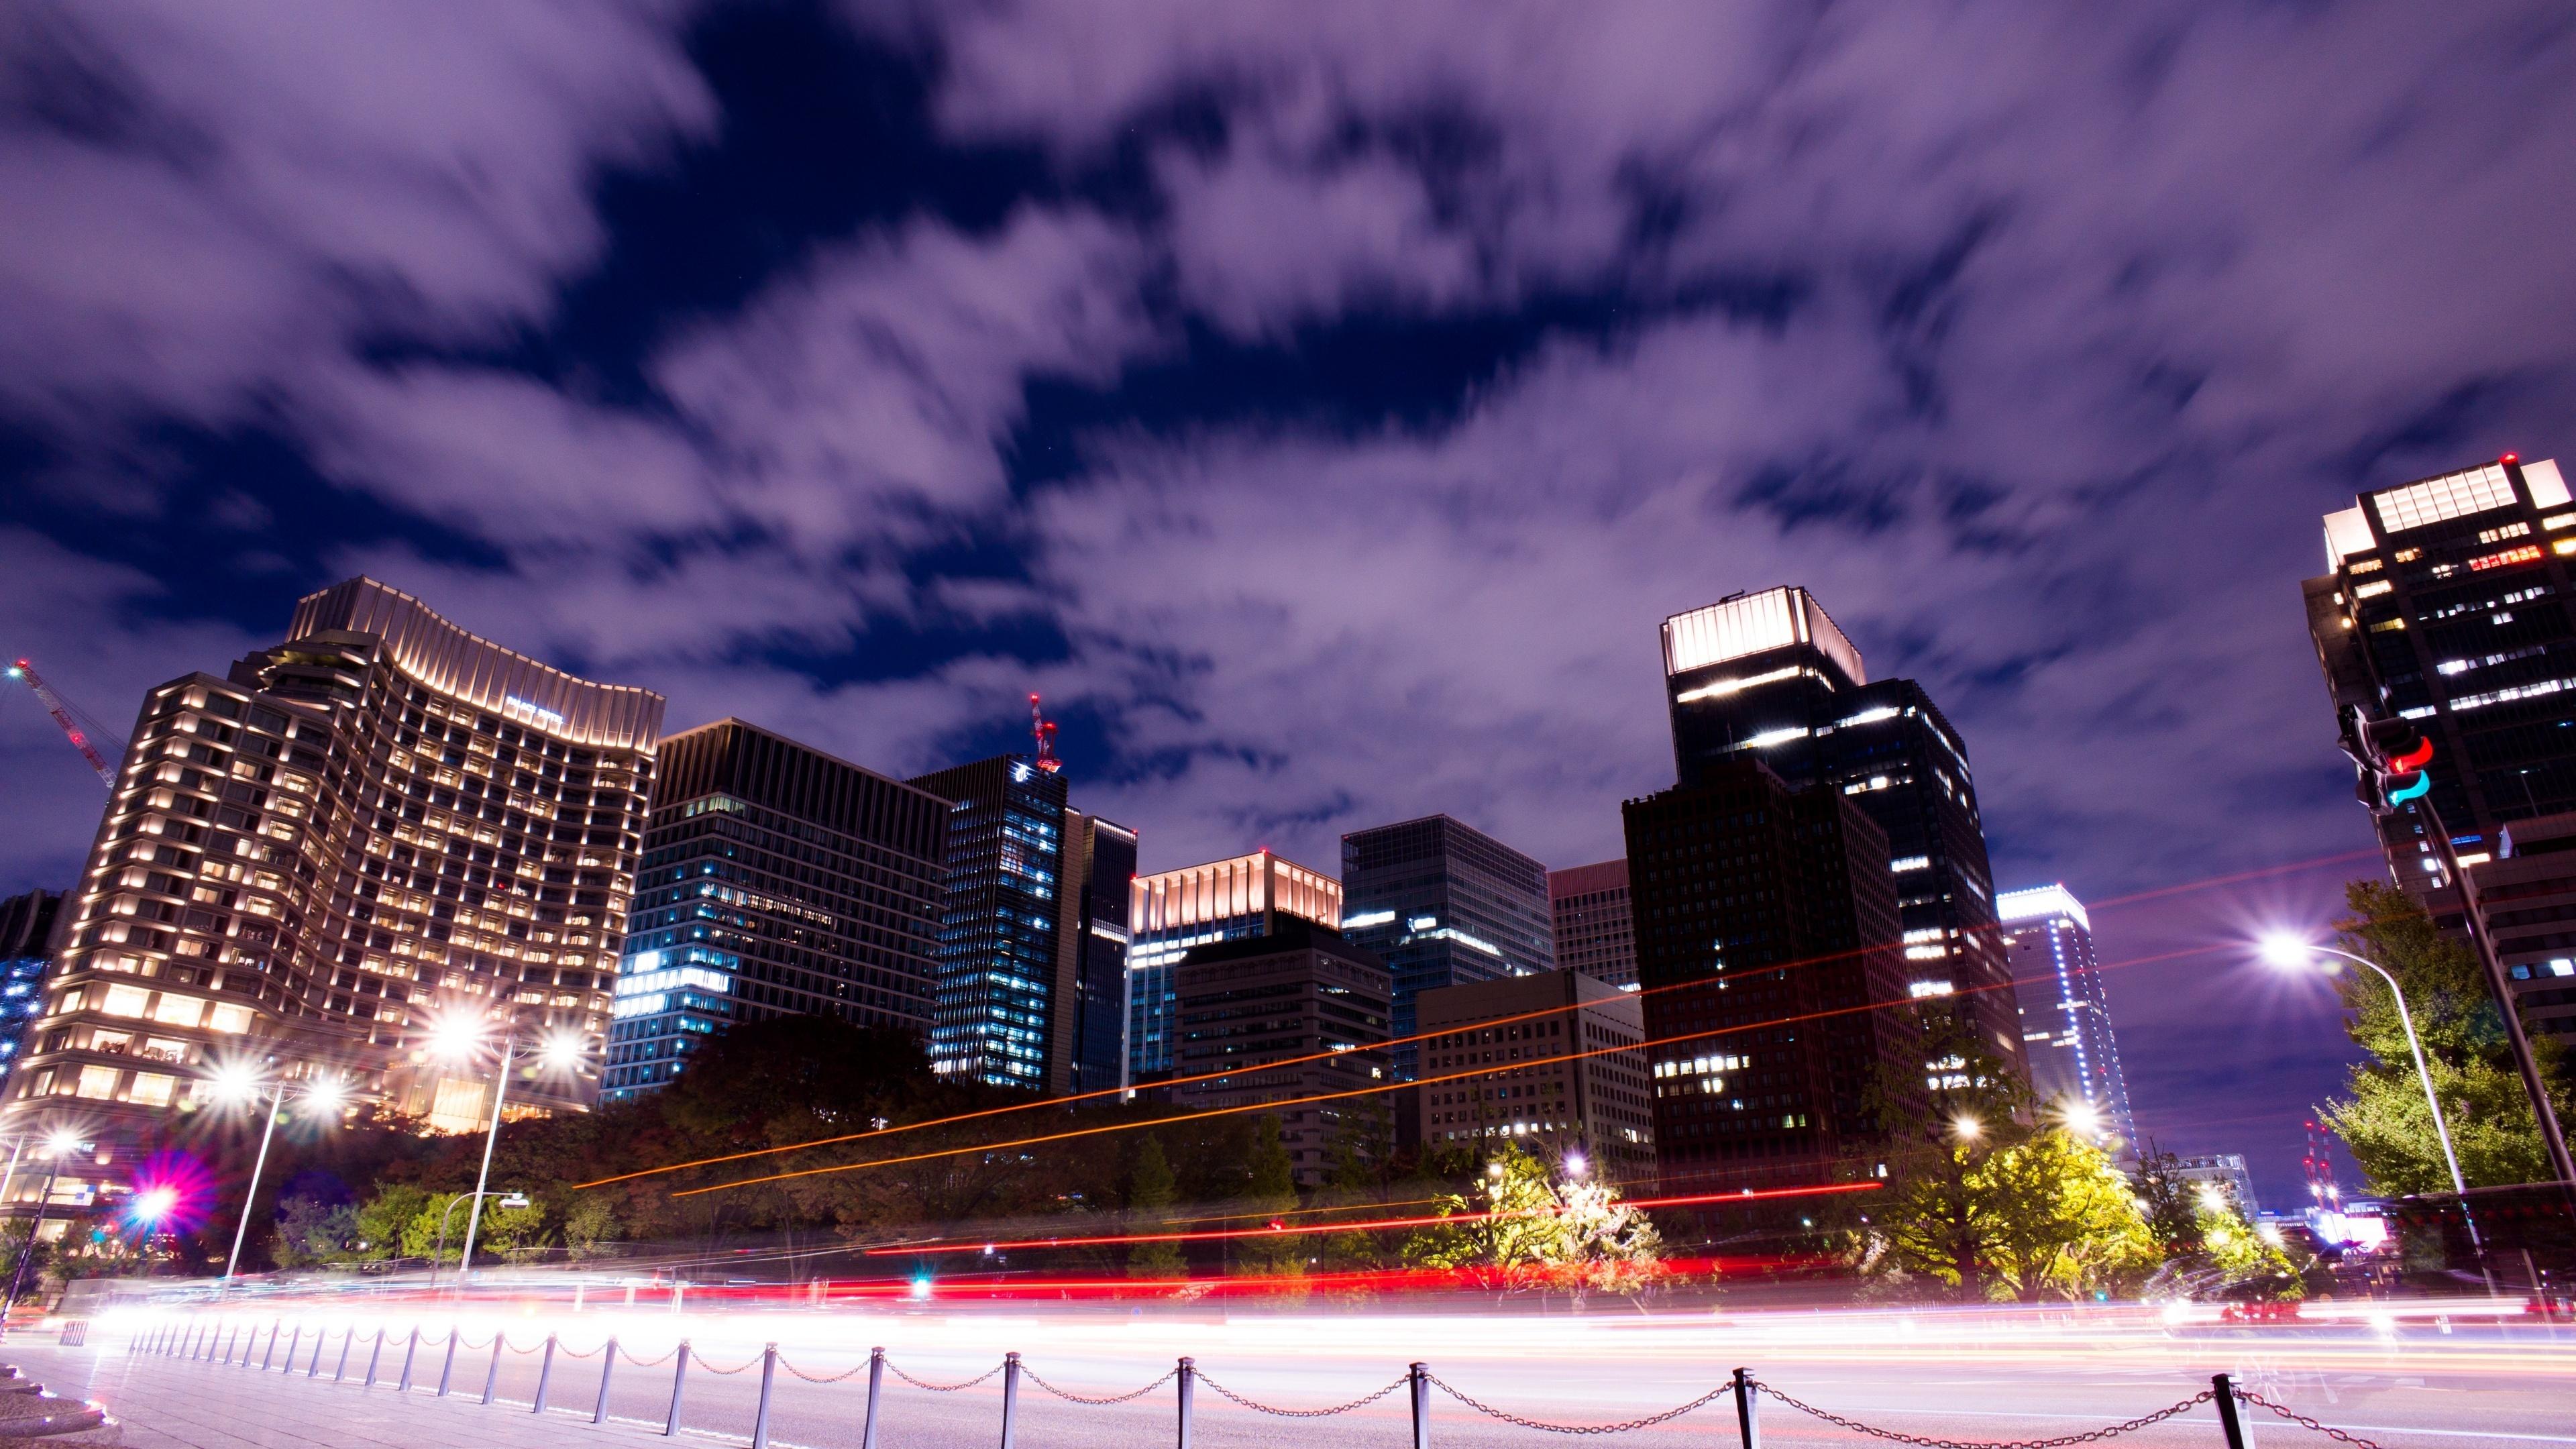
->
[[11, 0, 2574, 1201]]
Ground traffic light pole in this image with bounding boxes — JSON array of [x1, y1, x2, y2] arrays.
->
[[2422, 801, 2576, 1188]]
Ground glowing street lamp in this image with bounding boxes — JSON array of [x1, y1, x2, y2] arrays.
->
[[2259, 934, 2471, 1203], [216, 1068, 350, 1286], [3, 1130, 94, 1320], [1952, 1116, 1982, 1142], [2061, 1101, 2104, 1142], [432, 1018, 590, 1283]]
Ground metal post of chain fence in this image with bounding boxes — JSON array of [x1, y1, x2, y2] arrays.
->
[[398, 1327, 421, 1392], [664, 1341, 692, 1437], [437, 1329, 460, 1397], [219, 1325, 233, 1364], [861, 1347, 883, 1449], [999, 1352, 1022, 1449], [258, 1320, 278, 1371], [482, 1334, 504, 1405], [283, 1323, 301, 1373], [365, 1328, 386, 1388], [1408, 1362, 1430, 1449], [307, 1328, 325, 1377], [533, 1334, 557, 1415], [2212, 1374, 2253, 1449], [1175, 1356, 1195, 1449], [1733, 1368, 1759, 1449], [592, 1337, 618, 1425], [751, 1343, 779, 1449], [335, 1327, 353, 1382]]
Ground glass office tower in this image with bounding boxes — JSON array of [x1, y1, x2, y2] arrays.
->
[[1999, 883, 2137, 1151], [1660, 588, 2021, 1070], [0, 892, 64, 1087], [1340, 815, 1555, 1080], [1052, 810, 1136, 1096], [906, 755, 1069, 1089], [1126, 850, 1339, 1084], [1548, 859, 1638, 989]]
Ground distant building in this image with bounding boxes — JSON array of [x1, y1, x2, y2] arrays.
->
[[2444, 809, 2576, 1055], [1999, 883, 2138, 1150], [603, 720, 950, 1099], [1170, 918, 1391, 1185], [0, 892, 64, 1085], [0, 576, 657, 1198], [2170, 1152, 2259, 1218], [1126, 850, 1340, 1084], [1660, 587, 2021, 1070], [1340, 815, 1556, 1080], [2302, 454, 2576, 891], [1548, 860, 1637, 989], [1051, 811, 1136, 1096], [1624, 758, 1920, 1187], [1415, 969, 1655, 1181], [906, 756, 1069, 1090]]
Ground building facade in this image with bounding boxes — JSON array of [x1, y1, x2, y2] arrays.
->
[[1624, 758, 1921, 1187], [1661, 588, 2020, 1069], [0, 892, 64, 1087], [1169, 918, 1391, 1185], [905, 756, 1069, 1091], [602, 720, 950, 1099], [1548, 859, 1637, 989], [2303, 455, 2576, 888], [1050, 810, 1136, 1096], [1999, 883, 2137, 1150], [1415, 969, 1655, 1181], [1, 577, 659, 1194], [2170, 1152, 2260, 1217], [1340, 815, 1556, 1080], [1126, 850, 1340, 1085], [2443, 809, 2576, 1055]]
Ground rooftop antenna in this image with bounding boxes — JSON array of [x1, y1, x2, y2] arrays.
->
[[1029, 693, 1060, 773]]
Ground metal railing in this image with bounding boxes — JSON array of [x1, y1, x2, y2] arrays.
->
[[119, 1317, 2383, 1449]]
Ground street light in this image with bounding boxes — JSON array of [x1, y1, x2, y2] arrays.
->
[[427, 1016, 588, 1283], [2259, 935, 2472, 1202], [214, 1067, 350, 1285], [1952, 1116, 1982, 1142], [2, 1131, 93, 1326], [429, 1189, 531, 1287]]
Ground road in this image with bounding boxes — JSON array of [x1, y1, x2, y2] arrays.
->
[[14, 1294, 2574, 1449]]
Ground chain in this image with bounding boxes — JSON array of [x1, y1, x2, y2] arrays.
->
[[620, 1346, 680, 1369], [694, 1353, 760, 1375], [778, 1357, 872, 1385], [1429, 1374, 1733, 1434], [452, 1334, 494, 1352], [2235, 1389, 2389, 1449], [1020, 1366, 1177, 1405], [553, 1343, 606, 1359], [1754, 1381, 2217, 1449], [884, 1360, 1006, 1393], [1195, 1371, 1411, 1417]]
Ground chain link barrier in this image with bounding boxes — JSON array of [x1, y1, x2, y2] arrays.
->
[[619, 1344, 681, 1369], [453, 1334, 494, 1352], [883, 1359, 1006, 1393], [1195, 1371, 1411, 1418], [1754, 1380, 2217, 1449], [777, 1356, 871, 1385], [694, 1352, 761, 1375], [1020, 1365, 1178, 1406], [1430, 1374, 1733, 1435], [2235, 1389, 2389, 1449], [553, 1343, 607, 1360]]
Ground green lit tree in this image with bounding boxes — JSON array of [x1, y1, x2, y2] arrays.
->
[[1124, 1135, 1184, 1279]]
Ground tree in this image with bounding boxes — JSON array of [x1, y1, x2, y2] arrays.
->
[[1860, 1010, 2032, 1301], [1974, 1131, 2159, 1301], [1236, 1118, 1304, 1277], [1124, 1135, 1183, 1279], [1403, 1143, 1658, 1296], [353, 1183, 433, 1261], [272, 1196, 360, 1268], [2318, 882, 2575, 1193]]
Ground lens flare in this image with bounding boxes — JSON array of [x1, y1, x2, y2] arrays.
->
[[127, 1150, 217, 1234]]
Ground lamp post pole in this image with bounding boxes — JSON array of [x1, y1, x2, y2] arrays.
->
[[1, 1142, 78, 1328], [222, 1083, 286, 1287], [455, 1030, 514, 1282]]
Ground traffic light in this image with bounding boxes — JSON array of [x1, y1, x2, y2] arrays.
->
[[2340, 707, 2434, 814]]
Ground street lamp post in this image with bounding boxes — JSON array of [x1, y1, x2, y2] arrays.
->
[[431, 1189, 531, 1289], [215, 1069, 347, 1286], [455, 1030, 514, 1283], [2, 1132, 89, 1330], [427, 1016, 586, 1285]]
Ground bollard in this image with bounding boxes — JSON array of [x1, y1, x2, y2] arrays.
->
[[260, 1320, 280, 1371], [335, 1326, 353, 1381], [592, 1337, 619, 1425], [223, 1325, 238, 1365], [1000, 1352, 1022, 1449], [663, 1342, 692, 1437], [437, 1330, 460, 1397], [398, 1326, 421, 1393], [751, 1344, 779, 1449], [861, 1347, 884, 1449], [1732, 1368, 1760, 1449], [1408, 1362, 1430, 1449], [533, 1334, 557, 1415], [2212, 1374, 2253, 1449], [482, 1334, 504, 1405], [307, 1328, 325, 1377], [281, 1324, 301, 1373], [1175, 1356, 1195, 1449], [364, 1328, 386, 1387]]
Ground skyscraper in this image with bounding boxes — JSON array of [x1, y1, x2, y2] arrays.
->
[[1170, 916, 1391, 1185], [2303, 454, 2576, 885], [1, 578, 659, 1177], [0, 892, 64, 1087], [1548, 859, 1637, 989], [1416, 969, 1655, 1181], [906, 755, 1069, 1090], [1625, 758, 1919, 1187], [1999, 883, 2137, 1150], [1340, 815, 1556, 1079], [602, 720, 951, 1099], [1126, 850, 1340, 1084], [1050, 810, 1136, 1096], [1660, 587, 2019, 1069]]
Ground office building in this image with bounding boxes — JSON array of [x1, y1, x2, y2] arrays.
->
[[0, 892, 64, 1085], [1548, 859, 1637, 989], [1051, 810, 1136, 1096], [2169, 1152, 2259, 1217], [602, 720, 950, 1099], [906, 755, 1069, 1090], [1999, 883, 2137, 1150], [1624, 758, 1921, 1187], [1, 577, 659, 1186], [1126, 850, 1340, 1084], [1170, 917, 1391, 1185], [2438, 810, 2576, 1054], [2304, 455, 2576, 889], [1341, 816, 1556, 1079], [1660, 588, 2020, 1068], [1417, 969, 1655, 1181]]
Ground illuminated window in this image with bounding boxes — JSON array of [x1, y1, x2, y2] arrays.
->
[[101, 985, 150, 1018], [75, 1065, 119, 1100], [2369, 463, 2514, 533], [2352, 580, 2392, 598], [129, 1073, 176, 1107]]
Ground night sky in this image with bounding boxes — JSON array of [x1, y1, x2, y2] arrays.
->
[[9, 3, 2575, 1205]]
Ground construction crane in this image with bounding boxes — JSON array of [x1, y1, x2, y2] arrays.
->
[[1028, 692, 1061, 773], [7, 657, 118, 785]]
